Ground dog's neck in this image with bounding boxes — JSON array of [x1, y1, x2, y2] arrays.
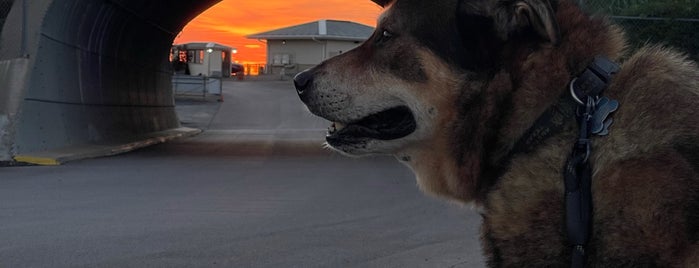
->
[[492, 1, 626, 154], [402, 0, 627, 205], [481, 0, 627, 198]]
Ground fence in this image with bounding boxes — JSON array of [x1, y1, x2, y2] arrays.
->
[[578, 0, 699, 61], [172, 74, 223, 101]]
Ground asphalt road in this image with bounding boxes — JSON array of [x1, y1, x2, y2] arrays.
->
[[0, 79, 486, 267]]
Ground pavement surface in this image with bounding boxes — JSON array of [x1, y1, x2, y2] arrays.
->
[[0, 79, 487, 267]]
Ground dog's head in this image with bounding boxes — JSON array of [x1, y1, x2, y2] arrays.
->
[[294, 0, 560, 160]]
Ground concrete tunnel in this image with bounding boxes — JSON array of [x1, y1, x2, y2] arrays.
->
[[0, 0, 221, 164]]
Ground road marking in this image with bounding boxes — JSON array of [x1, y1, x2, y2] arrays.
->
[[14, 155, 61, 166]]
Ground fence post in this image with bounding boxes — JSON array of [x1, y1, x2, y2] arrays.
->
[[217, 77, 223, 102], [203, 76, 208, 99]]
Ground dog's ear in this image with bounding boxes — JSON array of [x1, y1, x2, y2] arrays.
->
[[371, 0, 391, 7], [495, 0, 560, 44]]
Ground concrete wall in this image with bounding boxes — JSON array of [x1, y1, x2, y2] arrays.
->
[[0, 0, 219, 160], [0, 58, 29, 160]]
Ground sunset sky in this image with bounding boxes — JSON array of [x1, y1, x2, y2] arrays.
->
[[174, 0, 383, 64]]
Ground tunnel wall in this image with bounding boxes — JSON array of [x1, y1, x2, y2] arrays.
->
[[0, 0, 219, 160]]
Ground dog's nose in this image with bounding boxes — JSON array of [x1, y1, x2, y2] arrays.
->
[[293, 69, 314, 97]]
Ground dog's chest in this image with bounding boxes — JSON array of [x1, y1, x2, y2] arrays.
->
[[480, 140, 572, 266]]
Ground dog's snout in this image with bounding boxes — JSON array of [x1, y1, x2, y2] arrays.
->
[[293, 69, 314, 98]]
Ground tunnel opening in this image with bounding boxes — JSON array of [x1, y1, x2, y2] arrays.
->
[[0, 0, 221, 163], [169, 1, 378, 133], [0, 0, 378, 164]]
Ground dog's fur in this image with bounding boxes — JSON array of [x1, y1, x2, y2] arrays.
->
[[295, 0, 699, 266]]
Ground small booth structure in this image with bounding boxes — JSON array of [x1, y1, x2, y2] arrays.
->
[[171, 42, 236, 77], [170, 42, 236, 99]]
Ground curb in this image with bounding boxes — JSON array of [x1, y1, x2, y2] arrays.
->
[[13, 127, 202, 166]]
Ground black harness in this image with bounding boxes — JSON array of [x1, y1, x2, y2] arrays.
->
[[565, 56, 620, 268], [506, 56, 620, 268]]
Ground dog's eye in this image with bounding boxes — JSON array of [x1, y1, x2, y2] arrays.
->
[[382, 30, 393, 38], [376, 30, 394, 44]]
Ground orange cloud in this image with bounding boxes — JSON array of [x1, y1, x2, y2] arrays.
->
[[174, 0, 382, 64]]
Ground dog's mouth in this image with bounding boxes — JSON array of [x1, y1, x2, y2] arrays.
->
[[325, 106, 416, 145]]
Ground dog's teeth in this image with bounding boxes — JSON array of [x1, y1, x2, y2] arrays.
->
[[328, 122, 345, 135]]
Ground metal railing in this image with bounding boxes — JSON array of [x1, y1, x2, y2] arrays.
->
[[172, 74, 223, 101]]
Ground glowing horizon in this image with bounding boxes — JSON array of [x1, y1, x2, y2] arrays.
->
[[174, 1, 382, 64]]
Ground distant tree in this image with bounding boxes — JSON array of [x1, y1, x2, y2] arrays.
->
[[618, 0, 699, 17], [582, 0, 699, 61]]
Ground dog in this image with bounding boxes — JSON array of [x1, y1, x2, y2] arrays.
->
[[293, 0, 699, 266]]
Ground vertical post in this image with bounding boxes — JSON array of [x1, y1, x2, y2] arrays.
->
[[203, 77, 207, 99], [206, 52, 211, 77], [217, 75, 222, 102], [205, 43, 214, 99]]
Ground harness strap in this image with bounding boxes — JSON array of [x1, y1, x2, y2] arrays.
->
[[564, 56, 619, 268], [509, 93, 577, 155], [499, 56, 619, 268], [565, 98, 595, 268], [506, 56, 619, 156]]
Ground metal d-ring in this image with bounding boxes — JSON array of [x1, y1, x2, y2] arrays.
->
[[569, 78, 585, 105]]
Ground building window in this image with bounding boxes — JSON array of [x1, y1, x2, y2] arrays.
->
[[187, 50, 205, 64], [178, 51, 187, 62], [187, 51, 195, 63], [272, 53, 293, 66]]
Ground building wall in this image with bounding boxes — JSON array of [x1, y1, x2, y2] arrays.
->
[[325, 40, 363, 59], [267, 40, 323, 66], [188, 50, 224, 77], [266, 39, 363, 75]]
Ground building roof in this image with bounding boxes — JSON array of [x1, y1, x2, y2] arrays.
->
[[172, 42, 235, 51], [247, 20, 374, 41]]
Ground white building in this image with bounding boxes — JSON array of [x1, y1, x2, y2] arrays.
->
[[171, 42, 236, 77], [247, 20, 374, 75]]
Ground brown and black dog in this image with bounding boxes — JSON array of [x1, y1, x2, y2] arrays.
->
[[293, 0, 699, 266]]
